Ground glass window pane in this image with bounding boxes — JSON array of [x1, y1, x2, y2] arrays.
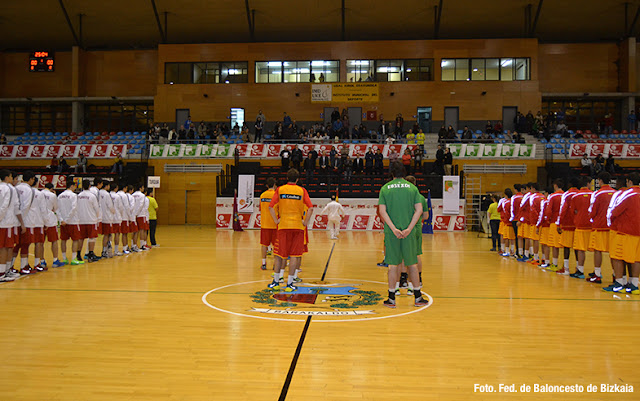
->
[[441, 59, 455, 81], [376, 59, 403, 82], [419, 59, 433, 81], [500, 58, 514, 81], [515, 58, 529, 80], [471, 59, 485, 81], [405, 60, 419, 81], [165, 63, 179, 84], [455, 59, 469, 81], [311, 60, 339, 82], [347, 60, 373, 82], [485, 59, 499, 80], [255, 62, 269, 83]]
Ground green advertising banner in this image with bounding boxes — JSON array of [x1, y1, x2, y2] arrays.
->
[[150, 145, 165, 158], [518, 144, 534, 157], [501, 144, 517, 157], [182, 144, 199, 157], [465, 144, 481, 157], [215, 144, 232, 157], [448, 144, 463, 157], [482, 144, 499, 157], [198, 144, 216, 157]]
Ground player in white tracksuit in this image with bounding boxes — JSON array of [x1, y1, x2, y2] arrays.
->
[[132, 184, 148, 251], [0, 170, 25, 282], [99, 181, 116, 258], [13, 173, 38, 274], [117, 186, 133, 253], [76, 180, 101, 262], [42, 183, 64, 268], [321, 196, 345, 240], [28, 183, 47, 271], [58, 180, 82, 265], [110, 183, 123, 256]]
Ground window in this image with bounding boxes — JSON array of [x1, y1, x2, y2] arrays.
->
[[283, 61, 311, 83], [255, 61, 283, 83], [441, 58, 530, 81], [346, 60, 374, 82], [165, 62, 248, 84], [404, 59, 433, 81], [0, 104, 72, 135], [541, 99, 619, 132], [165, 63, 192, 84], [311, 60, 339, 82], [85, 103, 153, 133], [376, 60, 403, 82]]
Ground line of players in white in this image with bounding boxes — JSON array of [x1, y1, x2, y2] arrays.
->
[[0, 170, 152, 282]]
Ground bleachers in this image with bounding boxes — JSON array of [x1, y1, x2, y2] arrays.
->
[[7, 131, 148, 155]]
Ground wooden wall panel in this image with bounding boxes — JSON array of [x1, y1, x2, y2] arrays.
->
[[538, 43, 619, 93], [0, 52, 72, 97], [82, 50, 157, 97]]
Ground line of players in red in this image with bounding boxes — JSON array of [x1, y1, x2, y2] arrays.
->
[[0, 170, 152, 282], [496, 172, 640, 294]]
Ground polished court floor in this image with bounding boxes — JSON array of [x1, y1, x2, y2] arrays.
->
[[1, 227, 639, 400]]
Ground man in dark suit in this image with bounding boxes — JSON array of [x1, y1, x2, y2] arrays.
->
[[365, 148, 374, 175], [353, 155, 364, 174], [434, 145, 445, 175], [374, 148, 384, 175], [318, 150, 330, 184]]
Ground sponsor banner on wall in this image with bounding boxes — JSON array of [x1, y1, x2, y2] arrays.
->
[[568, 143, 640, 158], [0, 144, 126, 159], [237, 175, 255, 213], [442, 176, 460, 215], [216, 197, 465, 231], [311, 83, 379, 103], [33, 174, 68, 190]]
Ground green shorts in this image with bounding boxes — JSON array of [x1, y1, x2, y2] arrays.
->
[[415, 227, 423, 256], [384, 232, 419, 266]]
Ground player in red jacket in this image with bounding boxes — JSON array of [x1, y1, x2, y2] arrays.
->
[[570, 183, 593, 279], [544, 179, 565, 271], [556, 177, 581, 275], [586, 172, 615, 283], [500, 188, 515, 257], [528, 183, 545, 265]]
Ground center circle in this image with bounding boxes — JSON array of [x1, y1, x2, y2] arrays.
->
[[202, 278, 434, 322]]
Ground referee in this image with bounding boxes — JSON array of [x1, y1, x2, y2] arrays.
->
[[378, 161, 429, 308]]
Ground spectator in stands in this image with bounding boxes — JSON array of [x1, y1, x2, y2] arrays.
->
[[74, 153, 87, 174], [580, 154, 591, 175], [283, 112, 292, 129], [389, 149, 399, 165], [342, 115, 350, 137], [494, 121, 503, 135], [394, 113, 404, 137], [604, 113, 613, 135], [365, 148, 374, 175], [462, 126, 473, 142], [280, 146, 291, 170], [438, 125, 447, 142], [216, 131, 226, 144], [526, 111, 534, 133], [256, 110, 266, 125], [628, 110, 637, 131], [595, 153, 605, 165], [512, 131, 524, 144], [241, 128, 250, 143], [378, 116, 388, 140], [416, 129, 425, 151], [49, 156, 59, 172], [374, 148, 384, 175], [331, 108, 340, 123], [0, 134, 6, 144], [340, 145, 349, 159], [332, 118, 344, 137], [198, 122, 207, 139], [385, 135, 395, 145], [446, 125, 456, 141], [177, 127, 187, 142], [590, 158, 603, 177], [406, 129, 416, 144], [412, 121, 420, 135], [304, 153, 315, 182], [485, 121, 493, 135], [535, 111, 544, 128], [353, 154, 364, 175], [254, 117, 264, 142], [444, 147, 453, 175], [58, 157, 69, 173], [110, 156, 124, 176], [166, 128, 175, 144], [291, 120, 299, 137], [479, 131, 490, 143], [274, 121, 283, 139], [504, 130, 513, 143], [183, 115, 192, 130], [291, 146, 303, 171], [402, 148, 412, 175], [413, 147, 423, 173], [318, 150, 329, 184], [556, 121, 569, 137], [606, 154, 616, 174]]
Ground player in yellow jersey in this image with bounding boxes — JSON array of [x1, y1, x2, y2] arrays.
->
[[259, 177, 277, 270], [268, 169, 314, 292]]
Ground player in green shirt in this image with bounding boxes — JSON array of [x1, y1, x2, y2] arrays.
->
[[378, 162, 429, 308]]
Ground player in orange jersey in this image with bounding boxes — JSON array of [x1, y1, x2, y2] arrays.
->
[[259, 177, 277, 270], [267, 169, 313, 292], [544, 179, 564, 270], [500, 188, 515, 257]]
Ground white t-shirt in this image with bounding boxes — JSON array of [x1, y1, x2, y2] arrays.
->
[[321, 201, 345, 221]]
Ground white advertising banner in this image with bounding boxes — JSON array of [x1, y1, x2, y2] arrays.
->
[[567, 143, 640, 158], [0, 144, 127, 159], [442, 176, 460, 215], [147, 176, 161, 188], [215, 197, 466, 232], [237, 175, 255, 213]]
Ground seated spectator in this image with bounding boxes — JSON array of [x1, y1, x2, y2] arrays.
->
[[58, 157, 69, 173], [177, 127, 187, 142], [385, 135, 395, 145], [167, 129, 176, 144], [574, 131, 583, 139], [504, 130, 513, 142], [110, 155, 124, 176], [485, 120, 493, 134], [479, 132, 490, 143], [590, 158, 603, 177], [556, 121, 569, 137], [73, 153, 88, 174], [493, 121, 503, 135], [438, 125, 447, 141], [512, 131, 524, 144], [332, 118, 344, 137], [241, 128, 250, 143], [216, 132, 227, 144], [461, 126, 473, 142], [49, 156, 59, 172], [606, 155, 616, 174], [446, 125, 457, 141], [580, 154, 591, 174]]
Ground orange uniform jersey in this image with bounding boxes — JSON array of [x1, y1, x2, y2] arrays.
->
[[536, 198, 550, 227], [259, 189, 277, 229], [609, 187, 640, 236], [589, 185, 615, 231], [572, 188, 593, 230], [607, 188, 627, 231], [557, 188, 578, 230], [269, 183, 313, 230], [501, 198, 512, 224]]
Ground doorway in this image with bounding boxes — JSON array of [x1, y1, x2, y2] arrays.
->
[[324, 107, 337, 126], [417, 107, 432, 133], [347, 107, 362, 129], [444, 107, 459, 132], [230, 108, 245, 130], [502, 106, 518, 132], [176, 108, 190, 131], [186, 190, 201, 224]]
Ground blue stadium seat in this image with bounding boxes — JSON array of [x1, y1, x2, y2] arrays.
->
[[540, 139, 547, 143], [578, 139, 586, 143], [494, 140, 501, 144], [568, 139, 576, 144], [457, 130, 463, 134], [265, 135, 272, 139], [472, 134, 477, 139], [125, 132, 132, 136], [134, 144, 141, 149], [555, 144, 563, 149], [133, 132, 140, 136], [497, 134, 504, 139], [128, 148, 136, 154], [600, 135, 607, 139], [141, 131, 147, 136], [117, 131, 124, 136], [553, 149, 560, 154], [559, 139, 565, 144], [546, 144, 553, 149], [626, 140, 634, 144], [550, 138, 557, 143], [39, 132, 46, 136], [55, 132, 61, 136], [475, 130, 482, 134], [554, 134, 561, 139]]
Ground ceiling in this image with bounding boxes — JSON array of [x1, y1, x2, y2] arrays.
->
[[0, 0, 636, 51]]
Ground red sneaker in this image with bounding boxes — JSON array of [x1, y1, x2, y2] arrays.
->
[[35, 264, 48, 272], [20, 266, 34, 275], [587, 275, 602, 284], [144, 245, 152, 250]]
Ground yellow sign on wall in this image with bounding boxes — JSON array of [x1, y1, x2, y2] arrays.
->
[[311, 83, 379, 103]]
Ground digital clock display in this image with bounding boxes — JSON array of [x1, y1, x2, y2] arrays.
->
[[29, 51, 55, 72]]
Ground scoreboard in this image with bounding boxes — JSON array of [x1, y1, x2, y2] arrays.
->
[[29, 51, 55, 72]]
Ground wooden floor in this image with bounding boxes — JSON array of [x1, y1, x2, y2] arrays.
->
[[1, 227, 639, 400]]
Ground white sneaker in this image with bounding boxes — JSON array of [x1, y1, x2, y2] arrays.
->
[[115, 251, 123, 256], [0, 271, 22, 282], [123, 249, 130, 255], [131, 246, 140, 252], [152, 244, 159, 248]]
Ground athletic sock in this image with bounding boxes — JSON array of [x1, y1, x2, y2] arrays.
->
[[533, 253, 538, 261], [616, 279, 625, 286], [518, 247, 523, 256], [631, 277, 639, 287], [34, 258, 40, 266], [577, 265, 584, 273], [413, 289, 422, 299], [552, 257, 558, 266], [287, 275, 294, 286], [21, 257, 28, 268], [294, 269, 301, 279], [594, 267, 602, 277], [261, 258, 266, 265], [388, 290, 396, 301], [395, 281, 400, 291], [529, 246, 534, 255], [524, 250, 529, 258], [621, 276, 628, 285], [114, 245, 119, 252]]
